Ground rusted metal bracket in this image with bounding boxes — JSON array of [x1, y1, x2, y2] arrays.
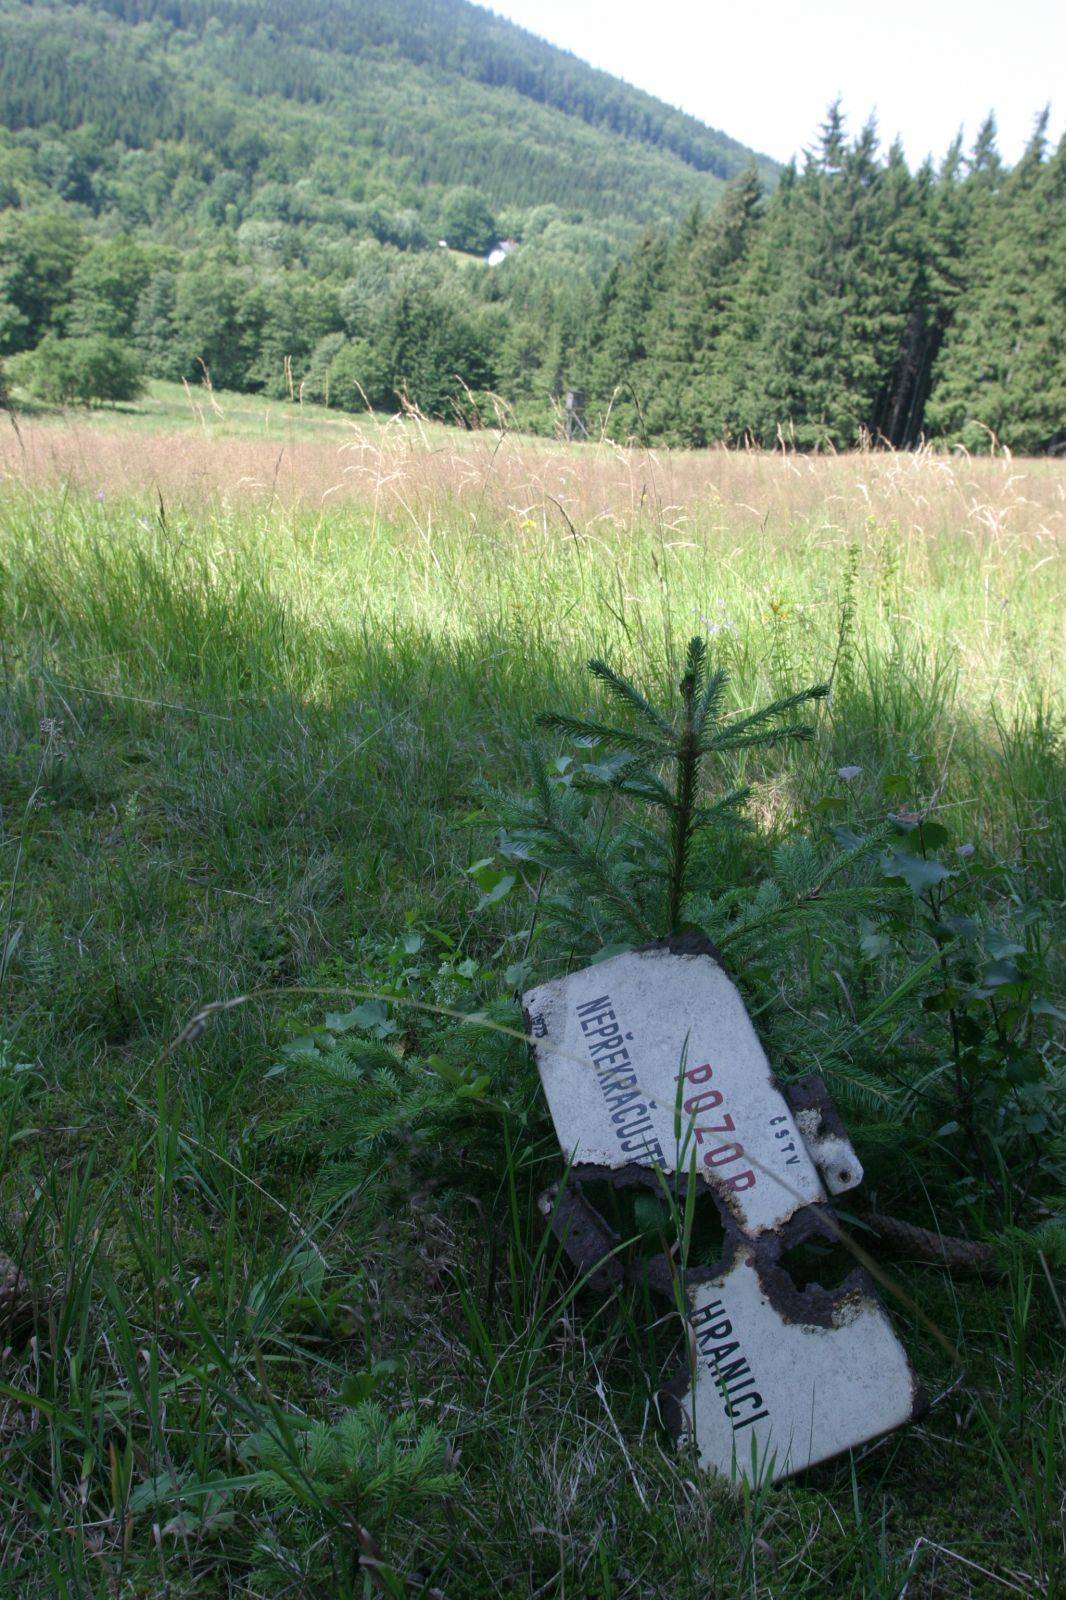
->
[[849, 1210, 998, 1274], [783, 1074, 864, 1195]]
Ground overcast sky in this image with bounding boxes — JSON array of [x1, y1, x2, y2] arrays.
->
[[478, 0, 1063, 169]]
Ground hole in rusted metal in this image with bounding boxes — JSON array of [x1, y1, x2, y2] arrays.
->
[[777, 1237, 856, 1294], [576, 1180, 730, 1271]]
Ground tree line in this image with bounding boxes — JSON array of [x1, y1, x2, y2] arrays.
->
[[583, 108, 1064, 453], [1, 88, 1061, 450]]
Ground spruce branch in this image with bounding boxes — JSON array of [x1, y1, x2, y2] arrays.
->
[[693, 666, 730, 736], [709, 683, 830, 744], [707, 720, 819, 753], [611, 773, 677, 810], [681, 635, 708, 697], [690, 789, 751, 832], [515, 745, 656, 939], [587, 657, 673, 735], [572, 752, 660, 795], [490, 638, 829, 946], [534, 712, 665, 758], [527, 741, 557, 818]]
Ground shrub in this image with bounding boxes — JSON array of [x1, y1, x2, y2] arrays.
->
[[438, 185, 498, 255], [7, 332, 144, 405], [321, 337, 392, 412]]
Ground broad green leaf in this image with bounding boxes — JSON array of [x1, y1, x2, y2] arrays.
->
[[880, 850, 952, 895], [281, 1036, 320, 1058], [339, 1361, 398, 1405], [986, 933, 1026, 959], [633, 1194, 673, 1238], [328, 1000, 395, 1038], [591, 942, 634, 963], [859, 927, 892, 959], [476, 871, 516, 910], [456, 1075, 492, 1098], [980, 959, 1022, 988]]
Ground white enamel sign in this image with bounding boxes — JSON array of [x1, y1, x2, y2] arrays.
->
[[524, 940, 921, 1485], [523, 942, 860, 1232], [661, 1261, 919, 1484]]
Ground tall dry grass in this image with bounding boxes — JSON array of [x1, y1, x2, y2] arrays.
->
[[2, 411, 1063, 557]]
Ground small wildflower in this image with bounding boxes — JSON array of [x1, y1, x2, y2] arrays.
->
[[956, 843, 975, 859], [837, 765, 862, 781], [699, 599, 735, 636], [96, 489, 106, 501]]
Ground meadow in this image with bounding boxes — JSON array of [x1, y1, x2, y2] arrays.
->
[[0, 387, 1062, 1597]]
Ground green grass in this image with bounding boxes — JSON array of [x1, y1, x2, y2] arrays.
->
[[0, 447, 1062, 1598], [6, 377, 392, 441]]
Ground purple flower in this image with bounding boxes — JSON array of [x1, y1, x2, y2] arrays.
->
[[956, 843, 975, 859], [837, 765, 862, 782], [699, 603, 735, 637], [96, 489, 106, 501]]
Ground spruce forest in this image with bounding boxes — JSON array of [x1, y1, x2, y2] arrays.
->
[[0, 0, 1062, 451]]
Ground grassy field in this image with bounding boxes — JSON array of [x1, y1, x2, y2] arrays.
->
[[0, 395, 1062, 1598]]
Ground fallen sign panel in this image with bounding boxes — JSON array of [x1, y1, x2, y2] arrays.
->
[[523, 936, 922, 1485], [658, 1226, 921, 1484]]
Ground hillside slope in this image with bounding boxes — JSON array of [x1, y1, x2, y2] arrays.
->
[[9, 1, 1054, 454], [0, 0, 774, 229]]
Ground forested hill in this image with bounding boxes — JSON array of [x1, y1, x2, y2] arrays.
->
[[0, 0, 772, 224], [0, 1, 1061, 452], [75, 0, 774, 182], [0, 0, 779, 436]]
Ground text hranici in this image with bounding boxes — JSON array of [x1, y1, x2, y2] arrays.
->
[[691, 1297, 770, 1433]]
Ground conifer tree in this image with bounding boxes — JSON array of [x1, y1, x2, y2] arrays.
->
[[583, 233, 671, 441], [927, 117, 1064, 453], [661, 166, 763, 445], [486, 639, 828, 944], [719, 111, 881, 446]]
